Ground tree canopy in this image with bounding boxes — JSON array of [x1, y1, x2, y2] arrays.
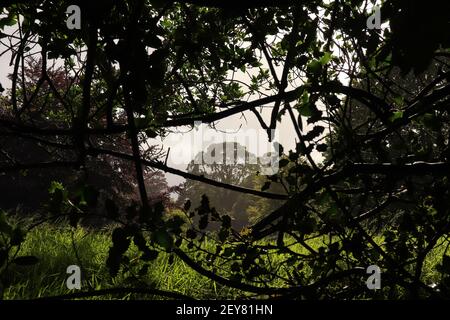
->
[[1, 0, 450, 300]]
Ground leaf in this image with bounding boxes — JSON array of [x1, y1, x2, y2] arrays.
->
[[305, 126, 325, 141], [307, 60, 322, 74], [133, 231, 149, 252], [316, 143, 328, 152], [144, 33, 163, 49], [221, 215, 232, 229], [199, 215, 209, 230], [48, 181, 65, 194], [146, 129, 158, 138], [297, 102, 313, 117], [106, 247, 122, 277], [389, 111, 404, 122], [112, 228, 131, 253], [0, 15, 17, 28], [153, 229, 173, 250], [420, 113, 441, 131], [218, 228, 229, 242], [12, 256, 39, 266], [319, 52, 332, 65]]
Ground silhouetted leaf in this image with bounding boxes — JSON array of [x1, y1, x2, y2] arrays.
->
[[153, 229, 173, 250]]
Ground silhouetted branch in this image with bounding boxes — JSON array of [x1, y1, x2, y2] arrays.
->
[[88, 147, 289, 200]]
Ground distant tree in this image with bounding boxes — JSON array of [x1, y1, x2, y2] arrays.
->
[[177, 142, 274, 229]]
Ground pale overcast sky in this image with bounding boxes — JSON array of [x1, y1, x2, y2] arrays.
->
[[0, 21, 323, 187]]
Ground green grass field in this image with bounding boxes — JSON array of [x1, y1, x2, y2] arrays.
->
[[1, 224, 445, 300], [2, 224, 245, 300]]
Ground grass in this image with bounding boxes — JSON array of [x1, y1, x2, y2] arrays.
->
[[2, 224, 242, 300], [1, 223, 446, 300]]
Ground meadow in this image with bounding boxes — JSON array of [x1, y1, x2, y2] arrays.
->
[[1, 223, 444, 300]]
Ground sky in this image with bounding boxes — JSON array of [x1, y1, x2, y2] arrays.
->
[[0, 18, 324, 188]]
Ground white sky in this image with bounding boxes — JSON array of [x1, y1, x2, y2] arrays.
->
[[0, 20, 324, 188]]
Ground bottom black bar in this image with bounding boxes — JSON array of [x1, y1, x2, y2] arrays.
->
[[0, 300, 446, 319]]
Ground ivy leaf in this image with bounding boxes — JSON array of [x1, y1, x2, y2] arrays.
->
[[297, 102, 313, 117], [389, 111, 404, 122]]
